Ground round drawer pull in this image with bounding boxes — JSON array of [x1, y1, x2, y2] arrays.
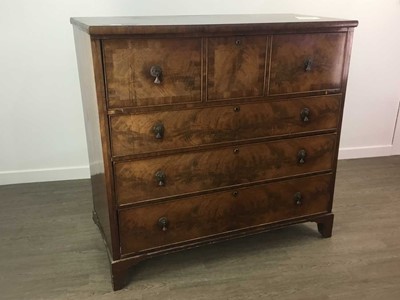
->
[[235, 39, 242, 46], [294, 192, 303, 206], [297, 149, 307, 164], [155, 170, 166, 186], [232, 191, 239, 197], [233, 106, 240, 112], [150, 65, 162, 84], [233, 148, 240, 154], [300, 107, 310, 122], [158, 217, 169, 231], [153, 122, 165, 139]]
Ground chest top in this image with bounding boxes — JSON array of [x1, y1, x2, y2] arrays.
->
[[70, 14, 358, 36]]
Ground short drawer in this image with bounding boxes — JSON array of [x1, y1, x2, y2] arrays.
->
[[119, 174, 332, 254], [110, 95, 340, 157], [269, 33, 346, 95], [103, 38, 202, 108], [207, 36, 267, 100], [114, 134, 336, 205]]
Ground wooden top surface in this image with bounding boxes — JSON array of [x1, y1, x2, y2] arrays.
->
[[70, 14, 358, 35]]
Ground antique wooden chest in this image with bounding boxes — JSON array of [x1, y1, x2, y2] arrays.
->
[[71, 14, 357, 290]]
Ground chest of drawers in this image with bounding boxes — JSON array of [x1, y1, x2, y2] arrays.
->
[[71, 14, 357, 290]]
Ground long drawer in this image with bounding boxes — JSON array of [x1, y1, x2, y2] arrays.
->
[[119, 174, 333, 254], [114, 134, 336, 205], [110, 95, 340, 157]]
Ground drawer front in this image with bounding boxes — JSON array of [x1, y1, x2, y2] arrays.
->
[[207, 36, 267, 100], [119, 174, 332, 254], [269, 33, 346, 95], [103, 38, 202, 108], [114, 134, 336, 205], [110, 95, 340, 157]]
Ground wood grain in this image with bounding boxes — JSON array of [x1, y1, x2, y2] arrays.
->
[[103, 38, 202, 108], [118, 174, 332, 254], [72, 28, 117, 259], [110, 95, 340, 157], [269, 33, 346, 95], [207, 36, 267, 100], [114, 134, 336, 205], [72, 15, 357, 291]]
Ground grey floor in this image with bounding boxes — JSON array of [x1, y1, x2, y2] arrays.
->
[[1, 156, 400, 300]]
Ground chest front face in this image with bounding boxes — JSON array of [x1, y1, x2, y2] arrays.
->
[[103, 29, 347, 250]]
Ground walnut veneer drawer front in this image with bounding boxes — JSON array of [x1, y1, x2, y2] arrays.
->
[[114, 134, 336, 205], [103, 38, 202, 108], [119, 174, 332, 254], [110, 95, 340, 157], [207, 36, 267, 100], [269, 33, 346, 95]]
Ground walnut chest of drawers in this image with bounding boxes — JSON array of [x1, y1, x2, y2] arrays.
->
[[71, 14, 357, 290]]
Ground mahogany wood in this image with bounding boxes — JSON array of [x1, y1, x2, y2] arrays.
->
[[73, 28, 118, 259], [103, 38, 202, 108], [269, 33, 346, 95], [110, 95, 340, 157], [71, 14, 357, 291], [207, 36, 267, 100], [114, 134, 336, 205], [119, 174, 332, 254]]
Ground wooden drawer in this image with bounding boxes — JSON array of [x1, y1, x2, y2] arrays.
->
[[119, 174, 332, 254], [103, 38, 202, 108], [207, 36, 267, 100], [114, 134, 335, 205], [269, 33, 346, 95], [110, 95, 340, 157]]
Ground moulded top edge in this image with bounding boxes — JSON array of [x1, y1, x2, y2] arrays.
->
[[70, 14, 358, 35]]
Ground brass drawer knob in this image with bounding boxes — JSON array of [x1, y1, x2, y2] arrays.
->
[[150, 65, 162, 84], [297, 149, 307, 164], [158, 217, 169, 231], [233, 106, 240, 112], [294, 192, 303, 205], [155, 170, 166, 186], [300, 107, 310, 122], [304, 58, 313, 72], [153, 122, 165, 139]]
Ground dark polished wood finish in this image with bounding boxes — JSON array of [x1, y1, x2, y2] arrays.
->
[[207, 36, 267, 100], [73, 28, 118, 260], [119, 174, 333, 254], [110, 95, 340, 157], [269, 33, 346, 95], [103, 38, 202, 108], [114, 134, 336, 205], [71, 14, 357, 291]]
